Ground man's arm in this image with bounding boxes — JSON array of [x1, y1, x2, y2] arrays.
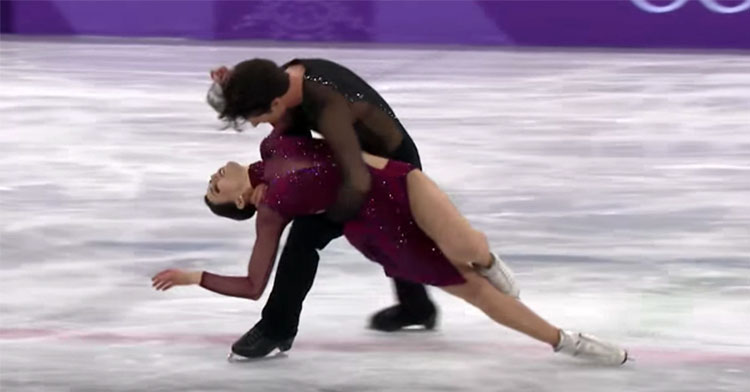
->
[[315, 94, 371, 222]]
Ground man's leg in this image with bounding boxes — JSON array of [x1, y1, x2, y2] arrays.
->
[[231, 214, 342, 358], [370, 278, 437, 331], [370, 130, 438, 331]]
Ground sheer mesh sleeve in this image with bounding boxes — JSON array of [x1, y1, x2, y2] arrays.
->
[[305, 83, 372, 222], [199, 205, 289, 300]]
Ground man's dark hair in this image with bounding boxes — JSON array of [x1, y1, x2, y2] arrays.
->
[[204, 196, 256, 221], [219, 59, 290, 127]]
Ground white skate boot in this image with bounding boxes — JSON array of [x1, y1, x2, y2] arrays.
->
[[554, 329, 628, 366], [475, 252, 520, 298]]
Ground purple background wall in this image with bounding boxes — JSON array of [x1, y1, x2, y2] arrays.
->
[[1, 0, 749, 49]]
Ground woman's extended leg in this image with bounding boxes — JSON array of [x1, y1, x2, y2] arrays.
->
[[405, 169, 627, 365], [441, 270, 627, 365], [442, 272, 560, 346]]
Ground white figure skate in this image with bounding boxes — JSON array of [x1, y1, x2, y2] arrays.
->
[[475, 252, 520, 298], [555, 329, 628, 366]]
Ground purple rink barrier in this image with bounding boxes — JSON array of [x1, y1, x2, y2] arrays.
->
[[1, 0, 749, 49]]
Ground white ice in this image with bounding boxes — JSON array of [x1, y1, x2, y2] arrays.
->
[[1, 37, 749, 392]]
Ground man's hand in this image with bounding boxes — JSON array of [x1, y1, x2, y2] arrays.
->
[[327, 170, 372, 222]]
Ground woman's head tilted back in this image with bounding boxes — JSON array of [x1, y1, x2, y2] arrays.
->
[[204, 161, 264, 221], [218, 59, 291, 128]]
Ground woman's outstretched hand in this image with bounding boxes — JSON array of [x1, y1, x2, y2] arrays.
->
[[151, 269, 202, 291]]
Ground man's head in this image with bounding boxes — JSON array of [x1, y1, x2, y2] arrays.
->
[[204, 161, 257, 220], [214, 59, 290, 128]]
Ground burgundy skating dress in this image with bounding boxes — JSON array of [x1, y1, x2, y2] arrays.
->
[[200, 131, 465, 300]]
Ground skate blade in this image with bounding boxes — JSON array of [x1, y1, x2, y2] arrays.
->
[[227, 350, 288, 363]]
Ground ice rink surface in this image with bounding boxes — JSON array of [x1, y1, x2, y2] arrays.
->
[[1, 37, 749, 391]]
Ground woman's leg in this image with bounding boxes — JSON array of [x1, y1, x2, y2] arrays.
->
[[406, 169, 519, 297], [443, 272, 628, 365], [405, 170, 627, 364], [442, 272, 560, 346], [405, 170, 492, 270]]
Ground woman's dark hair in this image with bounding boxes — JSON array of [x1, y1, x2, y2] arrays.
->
[[204, 196, 256, 221], [219, 59, 290, 128]]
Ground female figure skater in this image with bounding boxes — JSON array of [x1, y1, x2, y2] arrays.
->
[[151, 130, 628, 366]]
